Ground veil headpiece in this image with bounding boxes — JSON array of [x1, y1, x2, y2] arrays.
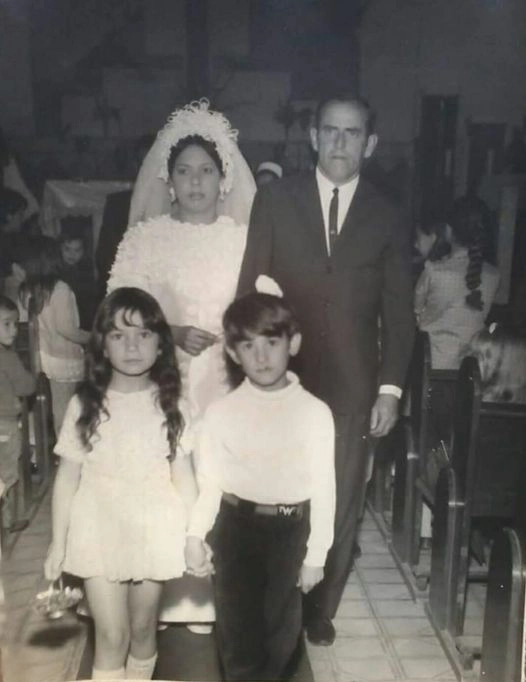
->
[[156, 99, 238, 194], [128, 98, 256, 228]]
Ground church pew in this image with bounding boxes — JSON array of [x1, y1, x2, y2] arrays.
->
[[427, 356, 526, 669], [27, 298, 54, 483], [391, 331, 457, 574], [480, 525, 526, 682]]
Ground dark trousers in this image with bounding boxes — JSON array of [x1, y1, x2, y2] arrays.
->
[[305, 412, 369, 621], [210, 499, 310, 681]]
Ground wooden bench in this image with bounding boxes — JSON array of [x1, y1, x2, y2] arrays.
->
[[427, 356, 526, 671], [391, 332, 457, 576], [480, 524, 526, 682]]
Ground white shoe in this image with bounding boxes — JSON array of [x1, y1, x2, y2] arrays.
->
[[186, 623, 213, 635], [157, 622, 169, 631]]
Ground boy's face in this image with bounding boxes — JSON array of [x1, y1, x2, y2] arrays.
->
[[227, 331, 301, 392], [61, 239, 84, 266], [0, 309, 19, 348]]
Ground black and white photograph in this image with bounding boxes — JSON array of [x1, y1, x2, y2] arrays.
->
[[1, 1, 526, 681]]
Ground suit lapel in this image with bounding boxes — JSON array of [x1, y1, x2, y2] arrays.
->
[[333, 178, 371, 256], [295, 174, 329, 259]]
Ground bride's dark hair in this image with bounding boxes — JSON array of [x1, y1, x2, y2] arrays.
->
[[76, 287, 184, 460], [167, 134, 224, 177]]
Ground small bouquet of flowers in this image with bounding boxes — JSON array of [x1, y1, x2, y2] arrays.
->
[[34, 577, 83, 619]]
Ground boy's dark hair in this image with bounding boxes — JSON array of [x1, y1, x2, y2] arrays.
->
[[223, 292, 300, 348], [59, 217, 87, 245], [0, 294, 18, 314]]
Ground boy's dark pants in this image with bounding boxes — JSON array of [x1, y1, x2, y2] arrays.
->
[[210, 498, 310, 681]]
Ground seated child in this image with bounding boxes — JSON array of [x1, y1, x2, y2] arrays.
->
[[465, 325, 526, 404], [185, 282, 336, 682], [0, 294, 35, 532], [58, 219, 98, 329]]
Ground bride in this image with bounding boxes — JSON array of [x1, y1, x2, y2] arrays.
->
[[108, 100, 256, 629]]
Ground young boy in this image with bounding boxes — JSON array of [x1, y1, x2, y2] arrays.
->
[[0, 295, 35, 532], [185, 288, 336, 681]]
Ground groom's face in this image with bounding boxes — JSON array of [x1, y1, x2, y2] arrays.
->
[[311, 101, 377, 185]]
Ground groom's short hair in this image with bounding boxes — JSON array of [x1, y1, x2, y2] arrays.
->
[[314, 94, 376, 137]]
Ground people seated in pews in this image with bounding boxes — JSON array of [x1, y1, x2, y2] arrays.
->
[[58, 218, 98, 329], [0, 294, 35, 533], [415, 195, 500, 370], [16, 237, 90, 435], [464, 324, 526, 404]]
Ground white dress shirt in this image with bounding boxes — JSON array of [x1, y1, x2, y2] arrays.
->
[[315, 166, 402, 400]]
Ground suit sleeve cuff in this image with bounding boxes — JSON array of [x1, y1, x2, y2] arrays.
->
[[379, 384, 402, 399]]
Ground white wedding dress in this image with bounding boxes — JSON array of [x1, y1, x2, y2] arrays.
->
[[108, 213, 247, 622]]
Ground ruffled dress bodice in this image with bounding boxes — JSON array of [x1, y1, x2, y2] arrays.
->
[[108, 215, 247, 423]]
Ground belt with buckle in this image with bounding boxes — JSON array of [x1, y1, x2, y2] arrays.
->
[[222, 492, 306, 519]]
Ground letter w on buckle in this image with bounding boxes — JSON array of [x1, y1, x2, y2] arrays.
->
[[277, 505, 297, 517]]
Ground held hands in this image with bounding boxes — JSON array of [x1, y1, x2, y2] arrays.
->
[[369, 394, 399, 438], [173, 326, 218, 357], [298, 564, 324, 593], [44, 542, 66, 582], [185, 536, 214, 577]]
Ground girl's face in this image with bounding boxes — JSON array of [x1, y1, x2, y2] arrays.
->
[[104, 309, 160, 391], [169, 144, 221, 224], [414, 228, 436, 259]]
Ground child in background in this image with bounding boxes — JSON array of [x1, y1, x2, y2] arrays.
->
[[415, 196, 500, 369], [186, 281, 336, 681], [45, 287, 196, 680], [59, 219, 98, 329], [18, 237, 89, 435], [465, 324, 526, 404], [0, 295, 35, 532]]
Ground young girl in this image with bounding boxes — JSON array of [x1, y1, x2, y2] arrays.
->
[[44, 287, 196, 680], [17, 237, 90, 434], [414, 196, 500, 369]]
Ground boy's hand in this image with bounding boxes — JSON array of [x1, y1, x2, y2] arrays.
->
[[44, 542, 65, 582], [185, 536, 214, 577], [298, 564, 324, 593]]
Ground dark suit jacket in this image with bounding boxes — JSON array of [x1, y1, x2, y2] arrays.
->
[[237, 173, 415, 415], [95, 190, 132, 288]]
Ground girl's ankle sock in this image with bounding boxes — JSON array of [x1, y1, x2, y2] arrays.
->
[[125, 651, 158, 679], [91, 666, 125, 679]]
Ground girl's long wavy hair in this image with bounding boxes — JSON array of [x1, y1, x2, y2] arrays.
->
[[447, 196, 490, 311], [76, 287, 184, 460]]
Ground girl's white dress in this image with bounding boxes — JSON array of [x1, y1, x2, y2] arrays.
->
[[57, 388, 188, 582], [107, 214, 247, 620]]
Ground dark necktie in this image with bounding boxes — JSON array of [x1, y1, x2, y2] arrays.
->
[[328, 187, 339, 255]]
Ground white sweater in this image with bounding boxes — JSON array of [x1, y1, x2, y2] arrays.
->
[[188, 373, 336, 567]]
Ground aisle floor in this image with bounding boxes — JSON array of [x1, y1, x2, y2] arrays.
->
[[1, 487, 470, 682]]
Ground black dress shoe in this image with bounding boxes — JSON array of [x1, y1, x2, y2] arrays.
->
[[305, 616, 336, 646]]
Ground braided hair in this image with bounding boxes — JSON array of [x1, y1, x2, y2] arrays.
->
[[447, 196, 489, 311]]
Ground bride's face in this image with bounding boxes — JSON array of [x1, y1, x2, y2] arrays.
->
[[169, 144, 222, 224]]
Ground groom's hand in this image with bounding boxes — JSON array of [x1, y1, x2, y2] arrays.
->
[[369, 394, 399, 438]]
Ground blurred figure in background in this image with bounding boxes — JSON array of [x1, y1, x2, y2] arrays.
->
[[255, 161, 283, 187], [415, 196, 500, 369]]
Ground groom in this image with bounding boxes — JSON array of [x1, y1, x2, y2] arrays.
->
[[237, 94, 415, 645]]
